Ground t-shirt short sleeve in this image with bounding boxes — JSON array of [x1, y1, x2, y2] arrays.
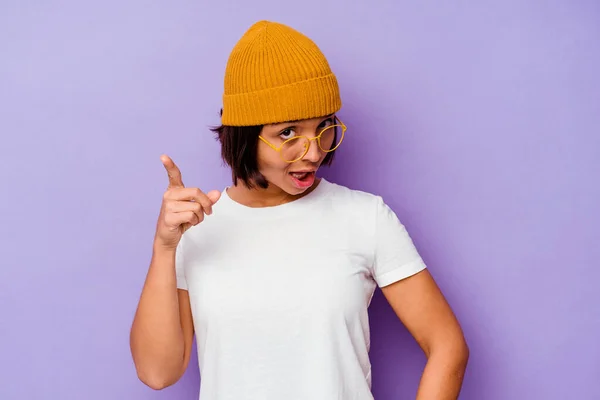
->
[[175, 236, 188, 290], [371, 196, 427, 287]]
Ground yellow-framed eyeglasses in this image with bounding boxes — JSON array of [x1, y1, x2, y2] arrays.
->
[[258, 117, 347, 163]]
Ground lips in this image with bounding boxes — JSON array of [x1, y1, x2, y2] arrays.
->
[[289, 169, 316, 175], [289, 170, 316, 189]]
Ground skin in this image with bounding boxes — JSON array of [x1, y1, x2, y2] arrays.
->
[[130, 115, 469, 397]]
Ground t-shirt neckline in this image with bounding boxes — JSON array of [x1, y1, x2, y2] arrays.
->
[[219, 177, 332, 218]]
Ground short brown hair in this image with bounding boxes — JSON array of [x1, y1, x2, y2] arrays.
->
[[211, 110, 336, 189]]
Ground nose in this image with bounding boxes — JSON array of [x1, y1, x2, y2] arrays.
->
[[301, 137, 323, 163]]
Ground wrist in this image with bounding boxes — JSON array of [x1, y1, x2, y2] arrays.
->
[[152, 240, 178, 256]]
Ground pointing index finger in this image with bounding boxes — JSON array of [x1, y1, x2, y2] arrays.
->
[[161, 154, 185, 188]]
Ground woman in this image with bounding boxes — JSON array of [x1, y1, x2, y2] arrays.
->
[[130, 20, 469, 400]]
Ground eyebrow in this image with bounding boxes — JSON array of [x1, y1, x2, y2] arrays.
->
[[272, 113, 335, 127]]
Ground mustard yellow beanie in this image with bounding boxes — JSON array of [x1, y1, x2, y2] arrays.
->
[[221, 20, 342, 126]]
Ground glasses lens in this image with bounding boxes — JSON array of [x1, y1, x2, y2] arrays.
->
[[281, 136, 309, 162], [318, 125, 344, 152]]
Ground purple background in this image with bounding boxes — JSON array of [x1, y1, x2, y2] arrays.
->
[[1, 1, 599, 399]]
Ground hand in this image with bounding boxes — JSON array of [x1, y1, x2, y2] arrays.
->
[[154, 155, 221, 250]]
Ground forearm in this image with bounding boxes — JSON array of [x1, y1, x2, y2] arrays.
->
[[415, 345, 469, 400], [130, 245, 184, 382]]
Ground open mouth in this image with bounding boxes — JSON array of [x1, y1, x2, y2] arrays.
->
[[289, 171, 315, 188]]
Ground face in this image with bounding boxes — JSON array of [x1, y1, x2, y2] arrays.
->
[[257, 114, 337, 196]]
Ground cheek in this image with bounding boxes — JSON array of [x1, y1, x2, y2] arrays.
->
[[257, 143, 288, 173]]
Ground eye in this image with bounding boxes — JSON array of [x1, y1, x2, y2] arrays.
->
[[279, 128, 296, 140], [318, 118, 335, 130]]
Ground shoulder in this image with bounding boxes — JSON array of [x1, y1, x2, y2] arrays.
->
[[322, 180, 408, 238], [322, 179, 385, 214]]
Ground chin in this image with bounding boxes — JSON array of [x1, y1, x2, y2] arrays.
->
[[285, 185, 309, 196]]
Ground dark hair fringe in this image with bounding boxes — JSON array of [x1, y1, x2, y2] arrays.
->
[[210, 123, 268, 189]]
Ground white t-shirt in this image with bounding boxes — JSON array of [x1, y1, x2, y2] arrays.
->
[[175, 178, 426, 400]]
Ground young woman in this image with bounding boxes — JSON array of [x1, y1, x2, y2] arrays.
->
[[130, 20, 469, 400]]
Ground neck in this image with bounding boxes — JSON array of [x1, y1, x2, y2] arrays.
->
[[227, 178, 321, 208]]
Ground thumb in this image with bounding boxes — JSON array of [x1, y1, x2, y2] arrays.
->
[[206, 190, 221, 204]]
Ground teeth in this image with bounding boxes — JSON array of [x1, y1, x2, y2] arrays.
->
[[291, 172, 308, 179]]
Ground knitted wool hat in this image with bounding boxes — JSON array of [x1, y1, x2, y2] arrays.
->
[[221, 20, 342, 126]]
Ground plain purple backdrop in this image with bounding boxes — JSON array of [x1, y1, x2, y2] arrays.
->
[[1, 1, 599, 399]]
